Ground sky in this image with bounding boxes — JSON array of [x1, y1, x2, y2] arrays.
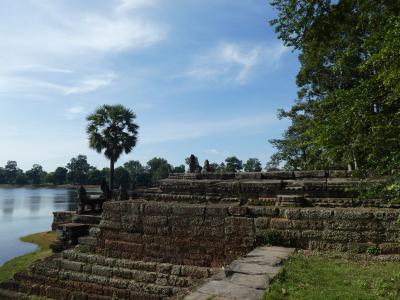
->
[[0, 0, 299, 171]]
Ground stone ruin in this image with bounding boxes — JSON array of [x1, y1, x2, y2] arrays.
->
[[1, 170, 400, 299]]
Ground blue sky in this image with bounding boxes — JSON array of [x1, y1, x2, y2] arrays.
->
[[0, 0, 299, 171]]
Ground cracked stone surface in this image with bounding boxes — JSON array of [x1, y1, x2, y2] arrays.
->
[[184, 246, 295, 300]]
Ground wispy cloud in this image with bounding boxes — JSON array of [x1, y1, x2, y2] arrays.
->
[[186, 42, 288, 84], [0, 0, 166, 98], [65, 105, 86, 120], [141, 113, 280, 144], [63, 73, 116, 95], [115, 0, 159, 13]]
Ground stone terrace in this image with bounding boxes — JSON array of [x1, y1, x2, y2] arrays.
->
[[1, 171, 399, 299]]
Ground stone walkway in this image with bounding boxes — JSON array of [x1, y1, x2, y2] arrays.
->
[[184, 246, 295, 300]]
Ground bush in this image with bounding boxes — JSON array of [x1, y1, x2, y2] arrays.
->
[[366, 245, 381, 256]]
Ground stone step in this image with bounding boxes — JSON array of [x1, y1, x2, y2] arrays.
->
[[72, 214, 102, 225], [61, 250, 212, 280], [77, 235, 98, 247], [89, 226, 101, 237], [15, 270, 183, 299], [56, 258, 193, 288], [0, 288, 30, 300], [276, 195, 305, 207]]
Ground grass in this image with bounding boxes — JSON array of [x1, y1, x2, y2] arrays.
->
[[266, 251, 400, 300], [0, 231, 55, 283]]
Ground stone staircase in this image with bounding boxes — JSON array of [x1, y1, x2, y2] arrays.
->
[[0, 247, 215, 299], [0, 170, 396, 299]]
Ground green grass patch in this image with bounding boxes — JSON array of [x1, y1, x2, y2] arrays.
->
[[0, 231, 55, 283], [266, 252, 400, 300]]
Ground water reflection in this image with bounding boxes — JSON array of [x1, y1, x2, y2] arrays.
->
[[2, 198, 14, 215], [0, 187, 78, 265], [29, 195, 41, 213]]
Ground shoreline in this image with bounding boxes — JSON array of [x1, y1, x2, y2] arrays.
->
[[0, 184, 99, 189], [0, 231, 56, 283]]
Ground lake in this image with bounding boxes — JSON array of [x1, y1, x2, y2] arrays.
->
[[0, 188, 77, 266]]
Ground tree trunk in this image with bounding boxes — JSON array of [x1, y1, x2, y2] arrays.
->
[[110, 159, 115, 191]]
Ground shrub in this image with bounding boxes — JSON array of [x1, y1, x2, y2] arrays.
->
[[366, 245, 381, 256]]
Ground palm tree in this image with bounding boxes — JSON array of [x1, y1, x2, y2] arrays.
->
[[87, 104, 139, 190]]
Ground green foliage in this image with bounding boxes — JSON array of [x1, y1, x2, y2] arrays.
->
[[147, 157, 172, 185], [256, 230, 288, 247], [87, 168, 104, 185], [114, 166, 131, 188], [352, 176, 400, 202], [66, 155, 91, 185], [87, 104, 139, 189], [225, 156, 243, 173], [15, 171, 28, 185], [173, 164, 185, 173], [366, 245, 381, 256], [124, 160, 147, 187], [26, 164, 45, 185], [0, 231, 55, 283], [53, 167, 68, 185], [244, 158, 262, 172], [266, 252, 400, 300], [5, 160, 18, 184], [268, 1, 400, 174]]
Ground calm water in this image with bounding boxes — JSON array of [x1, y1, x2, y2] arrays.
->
[[0, 188, 77, 266]]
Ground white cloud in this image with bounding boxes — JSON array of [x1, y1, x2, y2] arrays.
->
[[63, 73, 116, 95], [115, 0, 158, 13], [205, 149, 226, 156], [141, 113, 280, 144], [65, 105, 85, 120], [186, 42, 288, 84], [0, 73, 116, 96], [0, 1, 166, 97]]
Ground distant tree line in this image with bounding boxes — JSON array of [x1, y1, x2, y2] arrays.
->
[[0, 156, 265, 187]]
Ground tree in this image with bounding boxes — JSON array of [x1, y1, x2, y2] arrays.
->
[[124, 160, 144, 185], [26, 164, 45, 185], [44, 172, 55, 185], [0, 168, 6, 184], [268, 1, 400, 173], [5, 161, 18, 184], [147, 157, 172, 184], [243, 158, 262, 172], [172, 165, 185, 173], [66, 155, 91, 185], [225, 157, 243, 173], [53, 167, 68, 185], [87, 167, 104, 185], [87, 104, 139, 190], [15, 171, 28, 185], [114, 166, 131, 188]]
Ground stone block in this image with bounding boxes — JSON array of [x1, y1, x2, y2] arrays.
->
[[197, 280, 264, 300], [229, 273, 269, 290]]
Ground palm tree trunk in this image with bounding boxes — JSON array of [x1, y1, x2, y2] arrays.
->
[[110, 159, 115, 191]]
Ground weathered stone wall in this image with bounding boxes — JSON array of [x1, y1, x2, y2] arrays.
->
[[52, 211, 74, 231], [95, 201, 254, 267], [93, 200, 400, 269], [2, 171, 399, 300]]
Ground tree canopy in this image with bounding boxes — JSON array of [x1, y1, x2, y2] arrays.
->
[[87, 104, 139, 189], [268, 0, 400, 175]]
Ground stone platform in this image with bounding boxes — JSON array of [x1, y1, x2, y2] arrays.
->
[[0, 171, 398, 299]]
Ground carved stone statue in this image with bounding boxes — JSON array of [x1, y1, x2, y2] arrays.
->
[[78, 185, 88, 202], [202, 159, 213, 173], [101, 179, 112, 200], [118, 185, 129, 201], [188, 154, 200, 173]]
